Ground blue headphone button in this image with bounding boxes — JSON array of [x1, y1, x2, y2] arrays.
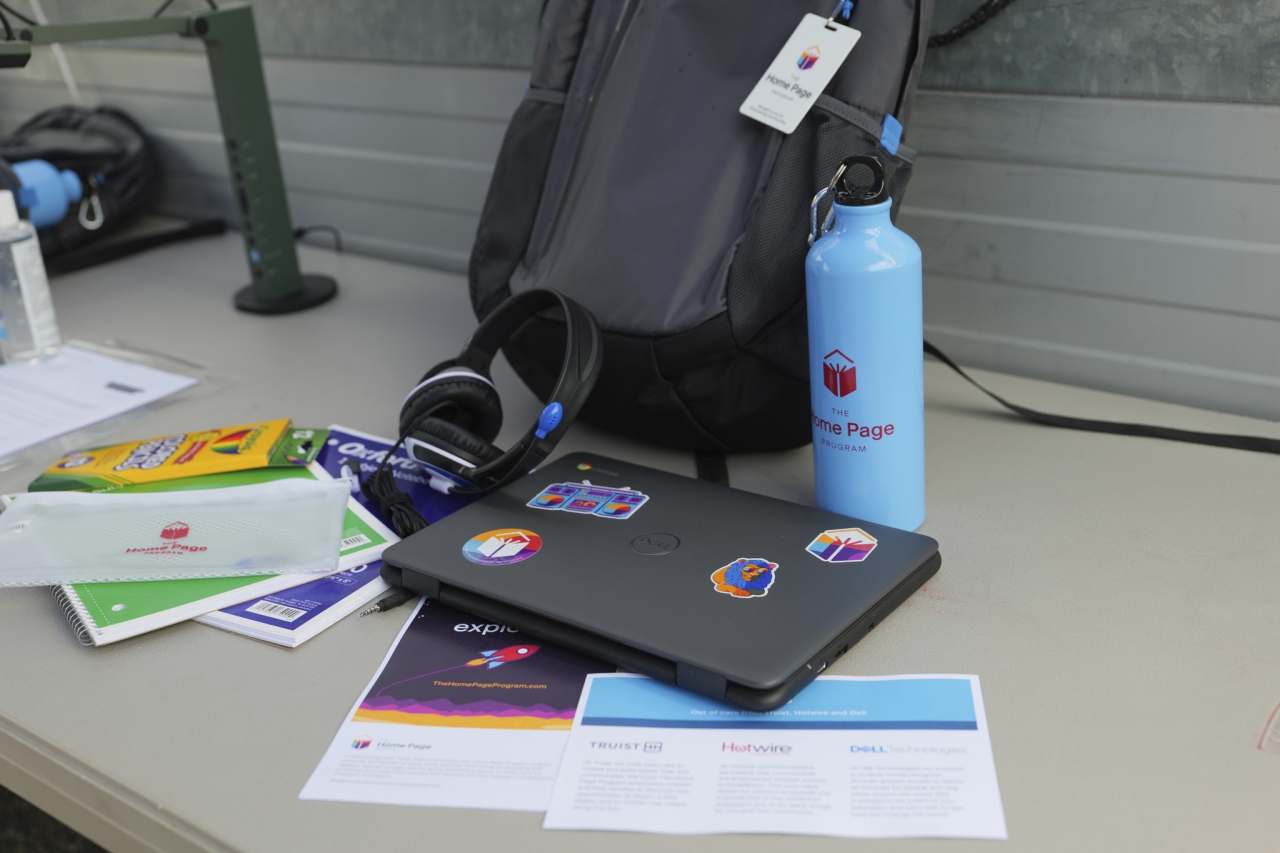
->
[[535, 402, 564, 439]]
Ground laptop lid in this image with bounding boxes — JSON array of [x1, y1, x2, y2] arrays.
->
[[382, 453, 939, 708]]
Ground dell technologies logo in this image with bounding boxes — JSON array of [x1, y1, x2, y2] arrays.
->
[[631, 532, 680, 556]]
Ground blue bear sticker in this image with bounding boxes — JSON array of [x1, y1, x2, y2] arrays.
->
[[711, 557, 778, 598]]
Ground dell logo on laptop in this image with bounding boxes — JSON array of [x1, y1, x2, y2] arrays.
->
[[631, 533, 680, 556]]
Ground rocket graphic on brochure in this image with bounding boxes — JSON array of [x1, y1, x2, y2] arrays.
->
[[467, 645, 540, 669], [374, 644, 542, 697]]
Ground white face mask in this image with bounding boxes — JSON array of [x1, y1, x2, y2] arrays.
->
[[0, 478, 350, 586]]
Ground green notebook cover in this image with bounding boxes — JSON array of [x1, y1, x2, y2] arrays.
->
[[64, 574, 281, 631], [53, 463, 393, 646]]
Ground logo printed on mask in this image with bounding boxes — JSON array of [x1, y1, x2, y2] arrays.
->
[[124, 522, 208, 555], [796, 44, 821, 70], [823, 349, 856, 397], [160, 521, 190, 541]]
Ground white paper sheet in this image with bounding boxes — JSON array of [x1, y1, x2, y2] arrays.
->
[[299, 598, 613, 811], [0, 345, 196, 460], [543, 673, 1007, 840]]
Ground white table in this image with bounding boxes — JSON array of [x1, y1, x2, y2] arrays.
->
[[2, 232, 1278, 852]]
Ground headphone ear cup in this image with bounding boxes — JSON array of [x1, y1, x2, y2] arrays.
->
[[409, 417, 504, 468], [399, 372, 503, 441]]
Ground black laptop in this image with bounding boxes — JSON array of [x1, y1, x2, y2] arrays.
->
[[380, 453, 940, 711]]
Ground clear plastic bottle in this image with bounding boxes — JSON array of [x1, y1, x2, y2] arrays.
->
[[0, 189, 61, 363]]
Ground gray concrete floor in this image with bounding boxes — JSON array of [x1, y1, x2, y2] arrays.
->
[[0, 786, 105, 853]]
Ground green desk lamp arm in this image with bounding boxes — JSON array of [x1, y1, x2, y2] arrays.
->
[[16, 3, 336, 314]]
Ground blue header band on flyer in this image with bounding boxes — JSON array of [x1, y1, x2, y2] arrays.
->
[[580, 677, 978, 730]]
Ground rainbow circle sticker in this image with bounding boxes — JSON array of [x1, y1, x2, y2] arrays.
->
[[462, 528, 543, 565]]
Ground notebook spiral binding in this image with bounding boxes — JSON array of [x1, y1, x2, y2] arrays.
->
[[50, 585, 94, 647]]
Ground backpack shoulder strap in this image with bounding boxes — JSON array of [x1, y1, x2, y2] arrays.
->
[[925, 340, 1280, 454]]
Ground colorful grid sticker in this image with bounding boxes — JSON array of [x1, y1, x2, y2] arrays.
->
[[806, 527, 878, 563], [528, 481, 649, 520]]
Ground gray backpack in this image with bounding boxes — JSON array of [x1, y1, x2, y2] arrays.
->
[[470, 0, 933, 453]]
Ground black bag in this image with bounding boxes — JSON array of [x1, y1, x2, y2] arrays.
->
[[470, 0, 932, 453], [0, 106, 161, 256]]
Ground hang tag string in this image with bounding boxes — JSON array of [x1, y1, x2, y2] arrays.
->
[[826, 0, 855, 28]]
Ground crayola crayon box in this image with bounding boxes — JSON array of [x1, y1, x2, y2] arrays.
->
[[29, 420, 329, 492]]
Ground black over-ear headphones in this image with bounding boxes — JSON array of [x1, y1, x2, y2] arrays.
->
[[397, 287, 601, 497]]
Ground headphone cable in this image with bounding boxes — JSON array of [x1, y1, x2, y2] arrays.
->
[[360, 418, 547, 616], [357, 428, 430, 617], [360, 430, 431, 539]]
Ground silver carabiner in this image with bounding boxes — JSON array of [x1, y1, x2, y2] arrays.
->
[[78, 178, 104, 229], [808, 160, 851, 245]]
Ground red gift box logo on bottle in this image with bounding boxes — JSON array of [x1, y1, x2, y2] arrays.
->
[[822, 350, 856, 397]]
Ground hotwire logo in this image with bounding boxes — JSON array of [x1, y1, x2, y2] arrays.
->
[[823, 350, 856, 397], [722, 742, 792, 755]]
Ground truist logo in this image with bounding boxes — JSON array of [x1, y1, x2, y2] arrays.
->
[[160, 522, 189, 541], [823, 350, 856, 397]]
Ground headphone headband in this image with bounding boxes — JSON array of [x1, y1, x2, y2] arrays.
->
[[407, 288, 601, 492], [461, 288, 599, 434]]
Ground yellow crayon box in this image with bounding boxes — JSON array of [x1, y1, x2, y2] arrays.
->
[[29, 419, 303, 492]]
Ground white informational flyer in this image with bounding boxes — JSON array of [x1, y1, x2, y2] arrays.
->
[[300, 598, 613, 811], [543, 673, 1007, 840], [0, 344, 195, 460]]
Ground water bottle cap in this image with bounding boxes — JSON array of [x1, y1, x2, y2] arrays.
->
[[833, 156, 887, 207], [0, 190, 18, 227]]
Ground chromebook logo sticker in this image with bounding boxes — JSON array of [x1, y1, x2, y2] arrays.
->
[[462, 528, 543, 565]]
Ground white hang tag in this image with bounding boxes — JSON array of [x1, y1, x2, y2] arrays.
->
[[739, 14, 861, 135]]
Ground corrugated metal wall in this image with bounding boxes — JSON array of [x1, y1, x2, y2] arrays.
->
[[0, 0, 1275, 421]]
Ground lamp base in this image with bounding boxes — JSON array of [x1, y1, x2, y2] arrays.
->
[[234, 274, 338, 314]]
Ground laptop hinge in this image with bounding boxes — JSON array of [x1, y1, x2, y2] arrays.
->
[[676, 663, 727, 701], [397, 568, 440, 600]]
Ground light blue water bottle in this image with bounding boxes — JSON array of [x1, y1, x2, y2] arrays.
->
[[805, 156, 924, 530]]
